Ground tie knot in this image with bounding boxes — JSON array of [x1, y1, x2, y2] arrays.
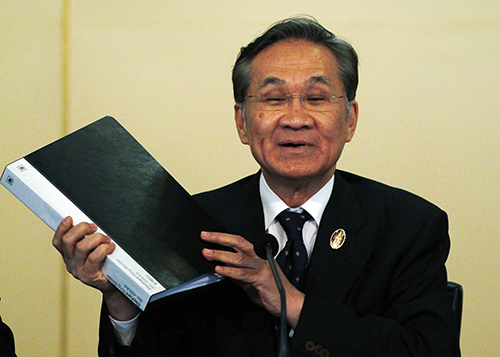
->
[[276, 209, 312, 241]]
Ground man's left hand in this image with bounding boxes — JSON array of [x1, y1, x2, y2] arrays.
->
[[201, 231, 304, 328]]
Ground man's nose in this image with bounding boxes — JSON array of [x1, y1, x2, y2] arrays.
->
[[282, 95, 312, 128], [287, 94, 305, 107]]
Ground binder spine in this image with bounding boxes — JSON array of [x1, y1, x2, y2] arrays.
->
[[1, 158, 67, 230], [1, 158, 164, 310], [103, 246, 165, 310]]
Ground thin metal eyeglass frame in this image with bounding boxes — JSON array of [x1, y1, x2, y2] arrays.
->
[[244, 94, 346, 112]]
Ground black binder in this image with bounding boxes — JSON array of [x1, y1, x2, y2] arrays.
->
[[1, 116, 225, 310]]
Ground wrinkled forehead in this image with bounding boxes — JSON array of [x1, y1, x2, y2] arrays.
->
[[248, 40, 342, 93]]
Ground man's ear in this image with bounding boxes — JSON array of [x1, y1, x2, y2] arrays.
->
[[345, 100, 359, 143], [234, 104, 249, 145]]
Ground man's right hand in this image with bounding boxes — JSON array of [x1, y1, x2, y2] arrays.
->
[[52, 216, 140, 321], [52, 216, 116, 293]]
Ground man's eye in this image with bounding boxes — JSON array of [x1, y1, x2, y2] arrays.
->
[[306, 96, 326, 102], [263, 96, 286, 103]]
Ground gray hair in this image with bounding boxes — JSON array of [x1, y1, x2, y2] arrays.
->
[[232, 16, 359, 106]]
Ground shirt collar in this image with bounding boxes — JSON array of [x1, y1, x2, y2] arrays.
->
[[260, 173, 335, 229]]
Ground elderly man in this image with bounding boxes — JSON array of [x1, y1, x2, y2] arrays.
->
[[53, 17, 460, 356]]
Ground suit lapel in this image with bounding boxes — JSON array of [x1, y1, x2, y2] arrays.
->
[[306, 171, 372, 302], [217, 173, 266, 243]]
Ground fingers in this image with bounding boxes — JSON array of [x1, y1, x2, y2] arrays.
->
[[214, 264, 259, 284], [53, 216, 98, 256], [201, 231, 259, 268], [74, 231, 109, 260], [52, 216, 73, 253], [201, 231, 265, 285], [63, 222, 99, 259], [52, 216, 115, 291], [200, 231, 255, 255], [81, 239, 116, 280]]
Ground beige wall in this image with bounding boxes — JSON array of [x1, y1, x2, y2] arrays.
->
[[1, 1, 499, 356]]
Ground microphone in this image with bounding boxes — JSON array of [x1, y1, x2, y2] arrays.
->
[[254, 232, 279, 259], [254, 233, 289, 357]]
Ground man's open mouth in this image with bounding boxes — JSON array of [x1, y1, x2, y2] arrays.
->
[[281, 143, 307, 148]]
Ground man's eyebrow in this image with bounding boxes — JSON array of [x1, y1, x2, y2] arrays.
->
[[256, 75, 333, 90], [308, 75, 332, 87], [256, 77, 285, 90]]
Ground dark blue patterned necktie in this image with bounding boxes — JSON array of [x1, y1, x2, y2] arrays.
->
[[276, 209, 312, 292]]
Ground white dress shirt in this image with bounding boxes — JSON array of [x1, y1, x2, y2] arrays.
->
[[260, 173, 334, 259]]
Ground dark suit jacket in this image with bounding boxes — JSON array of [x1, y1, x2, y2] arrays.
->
[[0, 315, 16, 357], [98, 171, 460, 356]]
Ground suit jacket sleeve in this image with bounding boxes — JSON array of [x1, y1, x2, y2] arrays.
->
[[98, 304, 184, 357]]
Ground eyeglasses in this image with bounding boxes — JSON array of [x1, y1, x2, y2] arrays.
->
[[244, 93, 346, 112]]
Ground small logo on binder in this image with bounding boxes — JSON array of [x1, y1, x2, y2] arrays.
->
[[6, 176, 14, 186], [17, 164, 27, 172]]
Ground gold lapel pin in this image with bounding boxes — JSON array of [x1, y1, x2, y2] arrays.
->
[[330, 229, 346, 249]]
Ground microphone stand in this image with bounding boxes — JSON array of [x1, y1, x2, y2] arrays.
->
[[265, 243, 289, 357]]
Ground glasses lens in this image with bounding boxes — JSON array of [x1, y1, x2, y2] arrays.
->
[[246, 93, 343, 112], [259, 94, 288, 110]]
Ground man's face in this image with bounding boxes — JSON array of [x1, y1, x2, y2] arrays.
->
[[235, 39, 358, 186]]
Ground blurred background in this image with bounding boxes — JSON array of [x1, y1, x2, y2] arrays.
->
[[1, 1, 499, 356]]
